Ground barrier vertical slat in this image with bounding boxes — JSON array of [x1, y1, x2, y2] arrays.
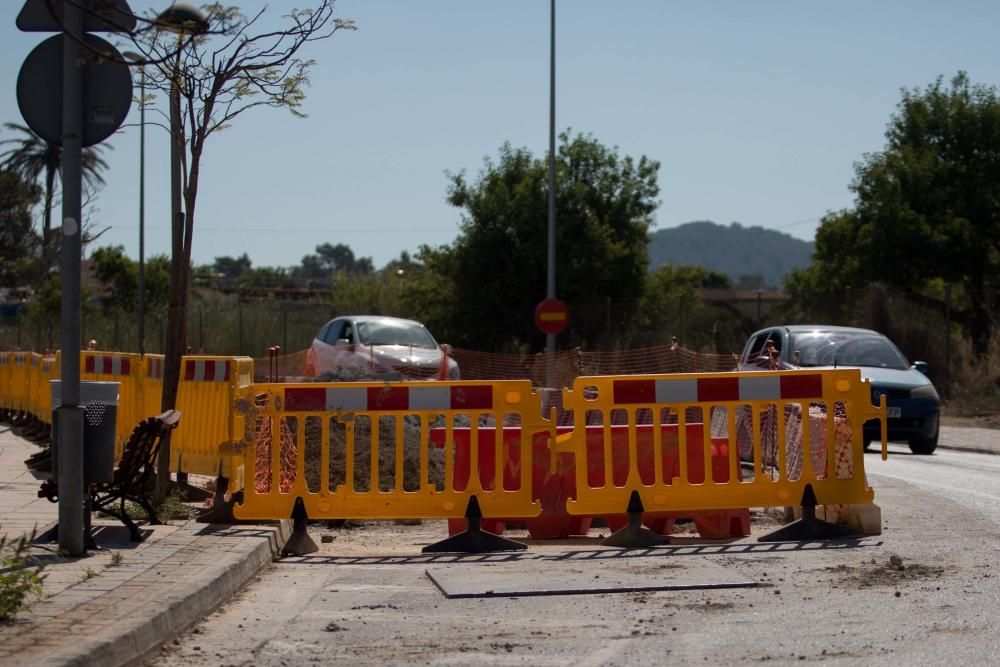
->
[[752, 406, 763, 481], [295, 415, 306, 494], [727, 407, 738, 484], [776, 404, 786, 482], [468, 417, 480, 493], [677, 406, 688, 484], [270, 413, 281, 493], [394, 417, 404, 491], [493, 418, 503, 492], [320, 416, 331, 495], [827, 401, 837, 480], [419, 417, 430, 490], [627, 407, 639, 487], [443, 419, 453, 493], [602, 416, 612, 488], [652, 408, 663, 486], [369, 417, 379, 493], [345, 418, 355, 492], [702, 410, 713, 484]]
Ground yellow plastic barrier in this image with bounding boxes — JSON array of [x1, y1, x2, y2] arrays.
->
[[554, 369, 886, 517], [142, 354, 164, 419], [32, 355, 58, 426], [80, 351, 144, 457], [8, 351, 32, 413], [233, 380, 545, 522], [171, 356, 254, 478], [0, 352, 9, 410]]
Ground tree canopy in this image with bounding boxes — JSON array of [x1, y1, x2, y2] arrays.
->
[[0, 169, 40, 287], [785, 73, 1000, 354], [408, 132, 659, 351]]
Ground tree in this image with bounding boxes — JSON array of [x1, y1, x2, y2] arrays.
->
[[125, 1, 354, 488], [409, 132, 659, 351], [792, 73, 1000, 355], [0, 123, 110, 270], [294, 242, 374, 281], [89, 246, 171, 314], [0, 169, 41, 287], [212, 253, 253, 282]]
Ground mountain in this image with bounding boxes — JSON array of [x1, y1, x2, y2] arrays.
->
[[647, 221, 814, 288]]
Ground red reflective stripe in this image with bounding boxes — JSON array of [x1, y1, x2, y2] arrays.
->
[[184, 361, 196, 381], [368, 386, 408, 410], [614, 379, 656, 404], [285, 387, 326, 411], [85, 356, 95, 373], [697, 377, 739, 402], [450, 385, 492, 410], [780, 374, 823, 399], [120, 358, 131, 375]]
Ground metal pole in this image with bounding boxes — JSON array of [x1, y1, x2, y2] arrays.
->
[[58, 0, 86, 556], [545, 0, 557, 384], [138, 66, 146, 355]]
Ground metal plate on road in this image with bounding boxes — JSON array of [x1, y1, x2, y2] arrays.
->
[[426, 557, 756, 599]]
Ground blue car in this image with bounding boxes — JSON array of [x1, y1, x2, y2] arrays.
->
[[738, 325, 941, 454]]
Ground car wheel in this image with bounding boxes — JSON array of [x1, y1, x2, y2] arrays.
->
[[908, 426, 939, 455]]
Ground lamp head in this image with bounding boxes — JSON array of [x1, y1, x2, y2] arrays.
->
[[155, 2, 210, 34]]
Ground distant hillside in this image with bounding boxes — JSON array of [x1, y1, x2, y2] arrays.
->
[[648, 221, 814, 288]]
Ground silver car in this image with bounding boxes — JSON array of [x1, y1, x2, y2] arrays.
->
[[738, 325, 940, 454], [311, 315, 460, 381]]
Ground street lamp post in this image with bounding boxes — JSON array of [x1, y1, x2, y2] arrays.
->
[[154, 2, 210, 500], [545, 0, 557, 387], [123, 52, 146, 355]]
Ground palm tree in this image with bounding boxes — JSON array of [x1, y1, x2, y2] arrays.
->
[[0, 122, 110, 270]]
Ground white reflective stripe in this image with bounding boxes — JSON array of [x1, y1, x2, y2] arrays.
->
[[194, 360, 207, 381], [111, 356, 122, 376], [655, 379, 698, 403], [326, 387, 367, 411], [738, 375, 780, 401], [212, 361, 228, 381], [409, 386, 450, 411]]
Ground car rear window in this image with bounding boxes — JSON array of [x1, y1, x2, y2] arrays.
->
[[356, 321, 437, 348], [789, 332, 909, 370]]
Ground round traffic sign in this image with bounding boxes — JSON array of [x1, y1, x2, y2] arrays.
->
[[17, 34, 133, 147], [535, 298, 569, 335]]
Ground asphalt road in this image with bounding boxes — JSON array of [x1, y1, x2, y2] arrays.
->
[[150, 429, 1000, 667]]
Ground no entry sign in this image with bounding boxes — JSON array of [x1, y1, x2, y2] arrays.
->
[[535, 298, 569, 335]]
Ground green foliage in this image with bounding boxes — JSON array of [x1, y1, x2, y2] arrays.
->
[[0, 529, 45, 623], [88, 246, 170, 313], [294, 243, 375, 283], [635, 264, 743, 350], [409, 132, 659, 351], [790, 73, 1000, 355], [0, 169, 41, 287], [124, 491, 193, 522]]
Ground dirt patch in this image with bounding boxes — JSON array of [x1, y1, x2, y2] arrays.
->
[[824, 557, 946, 589]]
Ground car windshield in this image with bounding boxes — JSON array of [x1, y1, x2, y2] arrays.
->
[[355, 321, 437, 349], [789, 332, 909, 370]]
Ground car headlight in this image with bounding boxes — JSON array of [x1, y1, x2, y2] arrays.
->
[[911, 384, 939, 400]]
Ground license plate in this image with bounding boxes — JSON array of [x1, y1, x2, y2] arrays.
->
[[886, 407, 902, 418]]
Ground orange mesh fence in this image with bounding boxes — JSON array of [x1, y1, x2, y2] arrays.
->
[[253, 343, 738, 387], [252, 395, 296, 494]]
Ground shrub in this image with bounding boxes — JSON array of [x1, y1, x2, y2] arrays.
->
[[0, 529, 45, 623]]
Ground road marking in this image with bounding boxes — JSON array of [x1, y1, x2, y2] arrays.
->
[[870, 470, 1000, 503]]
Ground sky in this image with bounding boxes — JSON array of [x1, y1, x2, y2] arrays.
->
[[2, 1, 999, 271]]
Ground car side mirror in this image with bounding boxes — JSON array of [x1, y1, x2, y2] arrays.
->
[[913, 361, 929, 374]]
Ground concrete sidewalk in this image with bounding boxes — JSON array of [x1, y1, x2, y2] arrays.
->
[[938, 425, 1000, 456], [0, 427, 288, 667]]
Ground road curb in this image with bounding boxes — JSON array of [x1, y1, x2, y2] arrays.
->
[[49, 520, 291, 667]]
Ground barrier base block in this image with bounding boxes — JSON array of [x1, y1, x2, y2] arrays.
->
[[196, 490, 245, 524], [424, 496, 526, 554], [280, 497, 319, 557], [759, 484, 860, 542], [601, 492, 669, 549]]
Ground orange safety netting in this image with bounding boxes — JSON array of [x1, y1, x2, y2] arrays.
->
[[253, 398, 296, 494], [253, 342, 738, 387]]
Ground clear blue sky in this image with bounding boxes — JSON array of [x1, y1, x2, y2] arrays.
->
[[2, 1, 998, 271]]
